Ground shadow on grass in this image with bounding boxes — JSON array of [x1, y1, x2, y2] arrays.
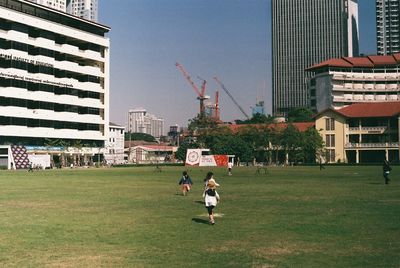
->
[[194, 200, 205, 205], [192, 218, 209, 225]]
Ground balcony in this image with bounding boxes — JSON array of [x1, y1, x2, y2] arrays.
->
[[348, 126, 387, 134], [345, 142, 399, 148]]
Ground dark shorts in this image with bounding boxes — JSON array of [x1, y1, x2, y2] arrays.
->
[[206, 205, 215, 215]]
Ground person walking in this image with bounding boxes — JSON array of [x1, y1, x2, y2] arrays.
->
[[383, 160, 392, 185], [204, 171, 214, 187], [178, 171, 193, 196], [228, 161, 233, 175], [203, 179, 220, 225]]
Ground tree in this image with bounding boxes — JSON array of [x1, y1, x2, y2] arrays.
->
[[287, 107, 314, 122], [44, 138, 60, 167], [188, 115, 218, 134], [176, 138, 199, 161], [280, 124, 302, 164], [125, 132, 156, 143], [301, 127, 325, 163], [71, 140, 83, 166], [235, 113, 275, 125]]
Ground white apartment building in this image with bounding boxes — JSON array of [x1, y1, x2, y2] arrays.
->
[[66, 0, 98, 22], [0, 0, 110, 167], [308, 53, 400, 112], [376, 0, 400, 55], [26, 0, 67, 12], [127, 108, 164, 139], [104, 123, 125, 165]]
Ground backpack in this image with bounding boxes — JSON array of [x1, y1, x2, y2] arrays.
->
[[206, 188, 216, 196]]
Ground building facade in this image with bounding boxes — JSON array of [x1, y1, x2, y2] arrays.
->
[[308, 53, 400, 112], [376, 0, 400, 55], [127, 108, 164, 139], [26, 0, 67, 12], [272, 0, 359, 115], [0, 0, 110, 166], [66, 0, 98, 22], [316, 102, 400, 164], [104, 123, 125, 165]]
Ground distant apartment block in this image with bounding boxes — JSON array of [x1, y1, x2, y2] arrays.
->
[[67, 0, 98, 22], [308, 53, 400, 112], [127, 108, 164, 139], [26, 0, 67, 12], [376, 0, 400, 55], [272, 0, 359, 115], [104, 123, 125, 164]]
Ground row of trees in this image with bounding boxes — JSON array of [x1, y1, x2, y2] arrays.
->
[[177, 123, 324, 165]]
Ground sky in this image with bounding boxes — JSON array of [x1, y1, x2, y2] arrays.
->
[[100, 0, 376, 131]]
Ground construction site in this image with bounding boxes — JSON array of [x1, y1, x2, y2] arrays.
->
[[175, 62, 265, 123]]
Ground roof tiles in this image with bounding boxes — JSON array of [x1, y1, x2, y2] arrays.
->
[[336, 102, 400, 118], [308, 53, 400, 70]]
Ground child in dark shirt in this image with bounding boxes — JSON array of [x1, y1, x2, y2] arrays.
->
[[178, 171, 193, 196]]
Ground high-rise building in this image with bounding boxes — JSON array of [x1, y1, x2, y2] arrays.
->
[[26, 0, 67, 12], [67, 0, 98, 22], [272, 0, 359, 116], [376, 0, 400, 55], [0, 0, 110, 166], [127, 109, 164, 139]]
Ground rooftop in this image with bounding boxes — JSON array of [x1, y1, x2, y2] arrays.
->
[[317, 102, 400, 118], [336, 102, 400, 118], [307, 53, 400, 71]]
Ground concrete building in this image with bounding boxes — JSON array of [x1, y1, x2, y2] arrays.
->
[[66, 0, 98, 22], [127, 108, 164, 139], [26, 0, 67, 12], [307, 53, 400, 112], [272, 0, 359, 116], [376, 0, 400, 55], [104, 123, 125, 165], [0, 0, 110, 168], [315, 102, 400, 163], [26, 0, 98, 22]]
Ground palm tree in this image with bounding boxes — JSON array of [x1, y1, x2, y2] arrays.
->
[[72, 140, 83, 166], [58, 139, 69, 167], [44, 138, 60, 168]]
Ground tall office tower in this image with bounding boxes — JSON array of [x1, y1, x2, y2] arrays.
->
[[67, 0, 98, 22], [272, 0, 359, 115], [26, 0, 67, 12], [376, 0, 400, 55]]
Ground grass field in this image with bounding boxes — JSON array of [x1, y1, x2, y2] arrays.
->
[[0, 165, 399, 267]]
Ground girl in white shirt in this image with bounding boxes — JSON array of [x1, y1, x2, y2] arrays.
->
[[203, 179, 220, 225]]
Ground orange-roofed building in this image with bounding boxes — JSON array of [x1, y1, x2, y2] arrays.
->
[[315, 102, 400, 164], [307, 53, 400, 112]]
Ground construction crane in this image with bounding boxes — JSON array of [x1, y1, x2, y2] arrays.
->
[[214, 91, 220, 121], [175, 62, 210, 117], [213, 76, 250, 120]]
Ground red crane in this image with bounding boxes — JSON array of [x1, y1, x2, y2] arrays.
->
[[175, 62, 209, 117]]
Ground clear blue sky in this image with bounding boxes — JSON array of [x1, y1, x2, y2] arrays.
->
[[100, 0, 376, 130]]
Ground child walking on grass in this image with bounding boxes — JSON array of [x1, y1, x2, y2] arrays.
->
[[203, 178, 220, 225]]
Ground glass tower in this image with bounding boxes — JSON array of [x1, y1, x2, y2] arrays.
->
[[272, 0, 359, 115], [376, 0, 400, 55]]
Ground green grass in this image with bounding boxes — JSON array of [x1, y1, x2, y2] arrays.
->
[[0, 166, 399, 267]]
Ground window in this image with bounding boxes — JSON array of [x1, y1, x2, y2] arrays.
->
[[326, 134, 335, 147], [326, 149, 335, 163], [325, 118, 335, 131]]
